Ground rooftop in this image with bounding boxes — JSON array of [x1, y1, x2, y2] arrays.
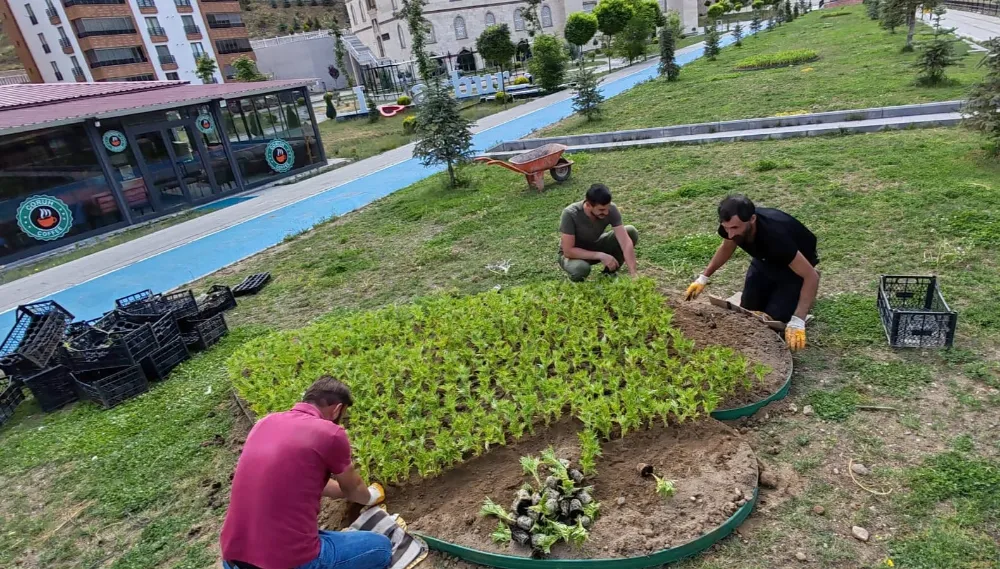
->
[[0, 79, 313, 134]]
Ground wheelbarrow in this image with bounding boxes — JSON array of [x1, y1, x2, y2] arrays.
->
[[474, 143, 574, 191]]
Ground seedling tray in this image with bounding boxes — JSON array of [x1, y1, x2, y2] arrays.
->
[[162, 290, 199, 320], [196, 285, 237, 319], [0, 378, 25, 428], [878, 275, 957, 348], [0, 301, 74, 374], [23, 366, 79, 412], [232, 273, 271, 297], [142, 337, 190, 381], [64, 322, 159, 372], [180, 313, 228, 351], [75, 365, 148, 409]]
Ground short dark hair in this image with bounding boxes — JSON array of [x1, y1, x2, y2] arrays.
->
[[585, 184, 612, 206], [718, 195, 755, 222], [303, 376, 354, 408]]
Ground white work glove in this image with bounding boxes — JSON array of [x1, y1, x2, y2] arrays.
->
[[366, 483, 386, 506], [785, 316, 806, 352], [684, 274, 710, 301]]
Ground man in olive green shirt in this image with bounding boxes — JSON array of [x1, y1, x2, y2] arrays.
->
[[559, 184, 638, 281]]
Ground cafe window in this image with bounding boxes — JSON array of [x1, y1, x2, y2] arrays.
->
[[0, 125, 123, 262]]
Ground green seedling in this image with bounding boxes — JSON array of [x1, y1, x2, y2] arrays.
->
[[654, 475, 676, 499], [491, 522, 512, 545], [480, 497, 515, 524]]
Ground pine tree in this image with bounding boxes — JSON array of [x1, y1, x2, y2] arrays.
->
[[324, 92, 337, 120], [704, 23, 721, 60], [732, 21, 743, 46], [964, 38, 1000, 154], [572, 63, 604, 120], [414, 84, 474, 187], [750, 9, 762, 33], [785, 0, 794, 20], [793, 4, 799, 18], [658, 26, 680, 80], [879, 0, 906, 33], [864, 0, 881, 20], [915, 7, 960, 85]]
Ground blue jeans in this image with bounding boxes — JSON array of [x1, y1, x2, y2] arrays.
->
[[223, 530, 392, 569]]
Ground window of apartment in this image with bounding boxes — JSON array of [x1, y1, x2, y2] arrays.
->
[[182, 14, 199, 34], [207, 13, 243, 28], [454, 16, 466, 40], [57, 26, 68, 41], [137, 0, 156, 8], [85, 46, 146, 67], [348, 5, 355, 26], [215, 38, 251, 54], [360, 3, 366, 22], [582, 1, 596, 12], [397, 24, 405, 48], [513, 8, 524, 31], [165, 71, 179, 80], [485, 12, 495, 26], [541, 5, 552, 27], [44, 0, 54, 11], [191, 42, 205, 58], [155, 44, 174, 64], [51, 61, 63, 80], [25, 4, 37, 25], [70, 55, 83, 75], [39, 33, 50, 53], [175, 0, 191, 6], [74, 17, 135, 37], [390, 0, 396, 9], [426, 23, 436, 44], [145, 16, 164, 35]]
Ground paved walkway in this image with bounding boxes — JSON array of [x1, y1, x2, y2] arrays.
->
[[0, 36, 738, 328], [939, 8, 1000, 43]]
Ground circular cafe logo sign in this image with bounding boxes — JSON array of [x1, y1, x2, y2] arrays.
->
[[17, 195, 74, 241], [195, 113, 215, 134], [265, 139, 295, 173], [102, 130, 127, 153]]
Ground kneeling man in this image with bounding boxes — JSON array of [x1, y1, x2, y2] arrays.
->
[[559, 183, 638, 281]]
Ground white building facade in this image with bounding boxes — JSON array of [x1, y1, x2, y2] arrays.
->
[[345, 0, 699, 70]]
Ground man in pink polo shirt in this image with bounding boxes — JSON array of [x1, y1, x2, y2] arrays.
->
[[221, 377, 391, 569]]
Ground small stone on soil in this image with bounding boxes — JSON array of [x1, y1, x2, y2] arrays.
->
[[833, 468, 841, 475], [616, 496, 627, 507], [802, 405, 814, 416], [813, 505, 825, 516], [852, 526, 870, 542], [789, 404, 798, 413], [795, 551, 808, 562], [851, 463, 870, 476]]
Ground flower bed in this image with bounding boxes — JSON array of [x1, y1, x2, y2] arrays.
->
[[733, 49, 819, 71]]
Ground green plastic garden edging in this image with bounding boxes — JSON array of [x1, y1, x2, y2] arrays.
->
[[416, 468, 760, 568], [709, 357, 794, 421]]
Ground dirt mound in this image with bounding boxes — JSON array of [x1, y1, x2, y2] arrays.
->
[[670, 301, 792, 409], [323, 418, 757, 559]]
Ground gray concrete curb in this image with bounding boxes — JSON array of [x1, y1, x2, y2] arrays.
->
[[483, 112, 962, 158], [487, 101, 965, 154]]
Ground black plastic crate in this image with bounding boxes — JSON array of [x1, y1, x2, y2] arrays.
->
[[23, 366, 78, 412], [142, 338, 190, 381], [0, 301, 74, 374], [115, 289, 155, 309], [75, 365, 148, 409], [163, 290, 199, 320], [64, 321, 159, 372], [197, 285, 237, 319], [878, 275, 957, 348], [118, 311, 180, 345], [0, 378, 25, 428], [232, 273, 271, 297], [180, 313, 228, 351]]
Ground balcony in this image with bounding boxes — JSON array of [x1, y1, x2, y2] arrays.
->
[[215, 45, 252, 55], [76, 28, 137, 38], [63, 0, 126, 5], [137, 0, 156, 12], [46, 7, 61, 23], [42, 43, 52, 54], [90, 57, 146, 68], [89, 61, 155, 80], [207, 20, 245, 29], [62, 0, 131, 20], [72, 66, 85, 80], [147, 26, 167, 40], [174, 0, 193, 11], [54, 71, 64, 80], [158, 53, 175, 64], [184, 24, 200, 35], [59, 37, 73, 53]]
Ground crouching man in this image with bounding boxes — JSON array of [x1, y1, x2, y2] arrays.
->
[[558, 183, 639, 281], [220, 377, 391, 569]]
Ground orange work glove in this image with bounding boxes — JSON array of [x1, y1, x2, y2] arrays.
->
[[785, 316, 806, 352], [684, 274, 710, 301], [366, 483, 386, 506]]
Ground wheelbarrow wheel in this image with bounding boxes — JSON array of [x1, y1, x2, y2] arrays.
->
[[550, 159, 572, 183]]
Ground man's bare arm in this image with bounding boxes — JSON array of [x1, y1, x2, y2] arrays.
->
[[703, 239, 738, 278], [332, 464, 374, 505], [612, 225, 637, 276], [561, 233, 617, 270], [322, 479, 344, 499], [788, 252, 820, 320]]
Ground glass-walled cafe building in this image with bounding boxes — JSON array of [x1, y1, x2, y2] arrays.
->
[[0, 80, 325, 265]]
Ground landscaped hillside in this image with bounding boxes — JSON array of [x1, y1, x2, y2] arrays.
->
[[0, 27, 25, 72], [241, 0, 348, 38]]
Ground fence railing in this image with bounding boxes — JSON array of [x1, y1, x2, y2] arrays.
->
[[942, 0, 999, 15]]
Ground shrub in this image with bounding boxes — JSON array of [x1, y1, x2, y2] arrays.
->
[[402, 115, 417, 134], [528, 34, 569, 92], [477, 24, 517, 71], [704, 23, 721, 60], [734, 49, 818, 70], [495, 91, 513, 103], [565, 11, 599, 50], [230, 279, 754, 483], [514, 75, 531, 85], [819, 10, 850, 17], [397, 95, 412, 105], [323, 92, 337, 120], [864, 0, 880, 20], [914, 8, 960, 86], [572, 63, 604, 120]]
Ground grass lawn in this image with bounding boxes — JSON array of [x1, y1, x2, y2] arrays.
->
[[540, 5, 986, 136], [318, 99, 527, 162], [3, 126, 998, 568]]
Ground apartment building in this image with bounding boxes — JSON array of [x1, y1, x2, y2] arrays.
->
[[344, 0, 699, 70], [0, 0, 256, 83]]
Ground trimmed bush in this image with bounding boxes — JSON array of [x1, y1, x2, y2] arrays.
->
[[734, 49, 818, 70], [397, 95, 412, 105], [402, 115, 417, 134], [514, 76, 531, 85], [495, 91, 513, 103], [819, 10, 850, 18]]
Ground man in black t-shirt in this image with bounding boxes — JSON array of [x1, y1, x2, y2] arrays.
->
[[684, 195, 819, 351]]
